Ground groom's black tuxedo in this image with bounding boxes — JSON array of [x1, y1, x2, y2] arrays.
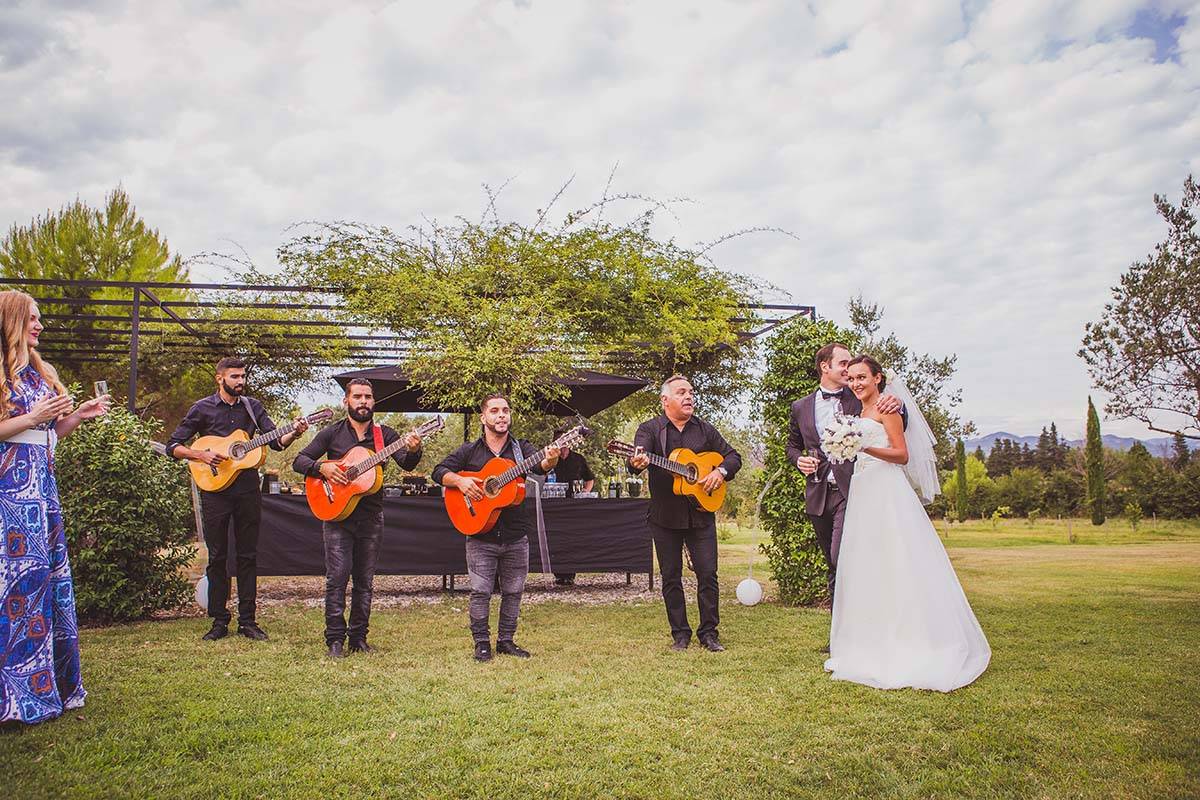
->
[[786, 390, 861, 516]]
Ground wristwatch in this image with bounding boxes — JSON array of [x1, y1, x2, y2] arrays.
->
[[716, 466, 728, 478]]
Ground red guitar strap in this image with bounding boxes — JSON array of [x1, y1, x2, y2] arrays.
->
[[371, 423, 384, 454]]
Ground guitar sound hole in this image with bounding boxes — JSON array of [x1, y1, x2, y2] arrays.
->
[[483, 477, 501, 497], [229, 443, 246, 460], [685, 464, 698, 484]]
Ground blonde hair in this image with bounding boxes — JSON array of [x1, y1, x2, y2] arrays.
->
[[0, 290, 66, 415]]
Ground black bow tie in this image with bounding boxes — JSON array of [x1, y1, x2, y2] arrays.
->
[[820, 389, 845, 400]]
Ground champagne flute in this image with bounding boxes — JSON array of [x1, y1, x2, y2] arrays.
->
[[93, 380, 110, 422], [803, 448, 821, 483]]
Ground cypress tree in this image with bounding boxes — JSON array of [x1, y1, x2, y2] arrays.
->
[[1085, 397, 1106, 525], [955, 438, 969, 522]]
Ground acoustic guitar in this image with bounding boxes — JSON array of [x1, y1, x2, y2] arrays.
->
[[188, 408, 335, 492], [605, 439, 728, 513], [304, 416, 445, 522], [443, 425, 591, 535]]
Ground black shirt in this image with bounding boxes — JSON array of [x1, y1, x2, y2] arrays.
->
[[292, 419, 422, 517], [167, 393, 284, 494], [431, 434, 546, 543], [631, 414, 742, 529], [549, 451, 594, 486]]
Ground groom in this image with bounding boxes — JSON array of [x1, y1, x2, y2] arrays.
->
[[786, 343, 903, 614]]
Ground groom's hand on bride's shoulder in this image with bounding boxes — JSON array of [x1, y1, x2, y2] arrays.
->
[[877, 394, 903, 415]]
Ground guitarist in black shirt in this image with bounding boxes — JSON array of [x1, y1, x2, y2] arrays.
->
[[628, 375, 741, 652]]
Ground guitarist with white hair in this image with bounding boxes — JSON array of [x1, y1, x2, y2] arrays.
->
[[628, 375, 741, 652]]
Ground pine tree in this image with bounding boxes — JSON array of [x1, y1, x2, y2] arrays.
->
[[973, 445, 986, 464], [1049, 422, 1066, 468], [1086, 397, 1106, 525], [1173, 432, 1191, 469], [1035, 427, 1054, 472], [955, 438, 969, 522]]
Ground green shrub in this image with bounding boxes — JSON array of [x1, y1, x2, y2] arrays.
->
[[1124, 501, 1142, 530], [55, 407, 196, 623]]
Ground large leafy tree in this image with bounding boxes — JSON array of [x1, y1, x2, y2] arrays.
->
[[277, 195, 763, 413], [1080, 175, 1200, 440], [2, 188, 348, 422]]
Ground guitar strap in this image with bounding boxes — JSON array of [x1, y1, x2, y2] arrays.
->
[[511, 439, 553, 576], [371, 422, 384, 454], [239, 396, 261, 434]]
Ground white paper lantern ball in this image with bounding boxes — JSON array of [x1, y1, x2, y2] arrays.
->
[[736, 578, 763, 606], [194, 575, 209, 611]]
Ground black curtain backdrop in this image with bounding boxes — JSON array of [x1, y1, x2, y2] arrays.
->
[[228, 494, 653, 576]]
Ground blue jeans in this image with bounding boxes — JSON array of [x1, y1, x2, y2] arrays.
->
[[465, 537, 528, 643], [322, 511, 383, 645]]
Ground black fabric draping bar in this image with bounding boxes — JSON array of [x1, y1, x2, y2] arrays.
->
[[226, 495, 653, 576]]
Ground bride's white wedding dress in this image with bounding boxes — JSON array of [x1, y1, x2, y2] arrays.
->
[[824, 417, 990, 692]]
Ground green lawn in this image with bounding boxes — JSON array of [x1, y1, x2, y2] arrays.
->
[[4, 520, 1199, 799]]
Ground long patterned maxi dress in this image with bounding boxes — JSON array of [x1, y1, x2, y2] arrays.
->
[[0, 365, 85, 724]]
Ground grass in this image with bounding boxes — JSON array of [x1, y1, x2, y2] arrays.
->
[[3, 519, 1198, 799]]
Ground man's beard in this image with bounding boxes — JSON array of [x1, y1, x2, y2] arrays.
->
[[348, 405, 373, 423], [221, 379, 245, 396], [483, 419, 509, 435]]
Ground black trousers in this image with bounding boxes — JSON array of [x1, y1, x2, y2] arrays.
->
[[322, 510, 384, 646], [807, 483, 847, 601], [200, 489, 261, 626], [649, 518, 719, 641]]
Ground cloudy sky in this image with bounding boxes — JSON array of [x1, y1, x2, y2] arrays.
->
[[3, 0, 1197, 438]]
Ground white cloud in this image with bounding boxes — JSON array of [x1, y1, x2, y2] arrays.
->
[[2, 0, 1198, 438]]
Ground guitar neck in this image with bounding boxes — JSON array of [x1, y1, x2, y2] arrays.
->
[[244, 421, 295, 451], [352, 433, 410, 476], [646, 451, 693, 479], [495, 446, 548, 488]]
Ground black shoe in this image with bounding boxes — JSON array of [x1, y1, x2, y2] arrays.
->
[[671, 636, 691, 651], [327, 641, 345, 659], [348, 640, 373, 654], [554, 578, 574, 586], [699, 636, 725, 652], [474, 641, 493, 662], [237, 622, 269, 641], [819, 644, 831, 654], [202, 622, 228, 641], [496, 640, 531, 658]]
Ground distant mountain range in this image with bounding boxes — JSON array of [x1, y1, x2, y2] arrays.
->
[[965, 432, 1197, 458]]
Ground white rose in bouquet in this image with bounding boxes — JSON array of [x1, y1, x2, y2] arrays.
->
[[821, 413, 864, 464]]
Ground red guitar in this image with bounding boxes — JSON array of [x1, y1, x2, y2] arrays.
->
[[304, 416, 445, 522], [443, 425, 590, 535]]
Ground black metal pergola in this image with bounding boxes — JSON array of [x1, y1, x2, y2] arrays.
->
[[0, 277, 816, 411]]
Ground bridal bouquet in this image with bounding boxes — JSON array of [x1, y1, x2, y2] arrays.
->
[[821, 413, 865, 464]]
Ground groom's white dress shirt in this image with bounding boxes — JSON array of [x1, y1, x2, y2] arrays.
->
[[814, 388, 843, 485]]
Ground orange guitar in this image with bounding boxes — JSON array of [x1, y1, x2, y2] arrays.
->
[[188, 408, 334, 492], [304, 416, 445, 522], [443, 425, 590, 535], [605, 439, 728, 512]]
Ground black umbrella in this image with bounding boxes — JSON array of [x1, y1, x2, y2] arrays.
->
[[332, 366, 648, 417]]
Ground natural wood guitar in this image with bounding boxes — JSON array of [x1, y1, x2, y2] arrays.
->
[[304, 416, 445, 522], [188, 408, 335, 492], [605, 439, 728, 512], [443, 425, 590, 535]]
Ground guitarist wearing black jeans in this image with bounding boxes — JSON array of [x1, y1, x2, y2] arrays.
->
[[292, 378, 423, 658], [167, 357, 308, 642], [628, 375, 741, 652]]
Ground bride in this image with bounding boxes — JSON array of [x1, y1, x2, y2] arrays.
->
[[824, 355, 990, 692]]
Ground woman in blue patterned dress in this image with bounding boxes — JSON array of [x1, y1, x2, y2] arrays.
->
[[0, 290, 109, 725]]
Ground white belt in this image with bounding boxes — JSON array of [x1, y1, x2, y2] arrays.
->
[[1, 428, 58, 449]]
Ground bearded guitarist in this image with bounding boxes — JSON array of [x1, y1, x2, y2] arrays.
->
[[167, 357, 310, 643], [291, 377, 423, 658], [628, 375, 741, 653], [431, 392, 559, 663]]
